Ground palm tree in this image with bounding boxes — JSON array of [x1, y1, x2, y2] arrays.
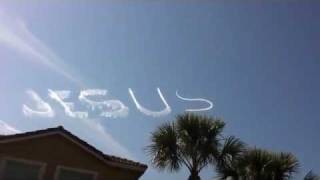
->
[[304, 171, 320, 180], [146, 113, 245, 180], [270, 152, 300, 180], [216, 148, 299, 180]]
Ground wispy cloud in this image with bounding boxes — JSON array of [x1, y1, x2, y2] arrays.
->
[[0, 8, 83, 86], [0, 120, 20, 135], [77, 118, 134, 159], [0, 9, 133, 159]]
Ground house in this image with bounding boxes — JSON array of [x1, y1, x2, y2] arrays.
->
[[0, 126, 147, 180]]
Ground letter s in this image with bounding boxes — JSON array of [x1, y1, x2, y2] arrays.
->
[[176, 91, 213, 112]]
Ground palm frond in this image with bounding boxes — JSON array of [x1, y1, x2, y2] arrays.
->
[[270, 152, 299, 180], [146, 122, 181, 172], [304, 170, 320, 180]]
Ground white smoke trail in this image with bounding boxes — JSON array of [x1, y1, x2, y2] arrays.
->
[[176, 91, 213, 112], [129, 88, 171, 117], [79, 89, 129, 118], [23, 90, 55, 118]]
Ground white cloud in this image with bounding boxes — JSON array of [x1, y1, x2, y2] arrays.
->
[[0, 120, 20, 135], [23, 90, 55, 118], [129, 88, 171, 117]]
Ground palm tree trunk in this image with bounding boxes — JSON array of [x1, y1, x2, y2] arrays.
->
[[188, 169, 200, 180]]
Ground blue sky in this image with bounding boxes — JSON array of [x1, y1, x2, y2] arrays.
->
[[0, 1, 319, 179]]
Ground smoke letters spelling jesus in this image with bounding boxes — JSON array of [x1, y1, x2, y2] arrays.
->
[[23, 88, 213, 119]]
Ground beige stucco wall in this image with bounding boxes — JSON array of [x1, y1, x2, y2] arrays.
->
[[0, 134, 143, 180]]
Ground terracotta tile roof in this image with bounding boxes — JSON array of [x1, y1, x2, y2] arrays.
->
[[0, 126, 147, 172]]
